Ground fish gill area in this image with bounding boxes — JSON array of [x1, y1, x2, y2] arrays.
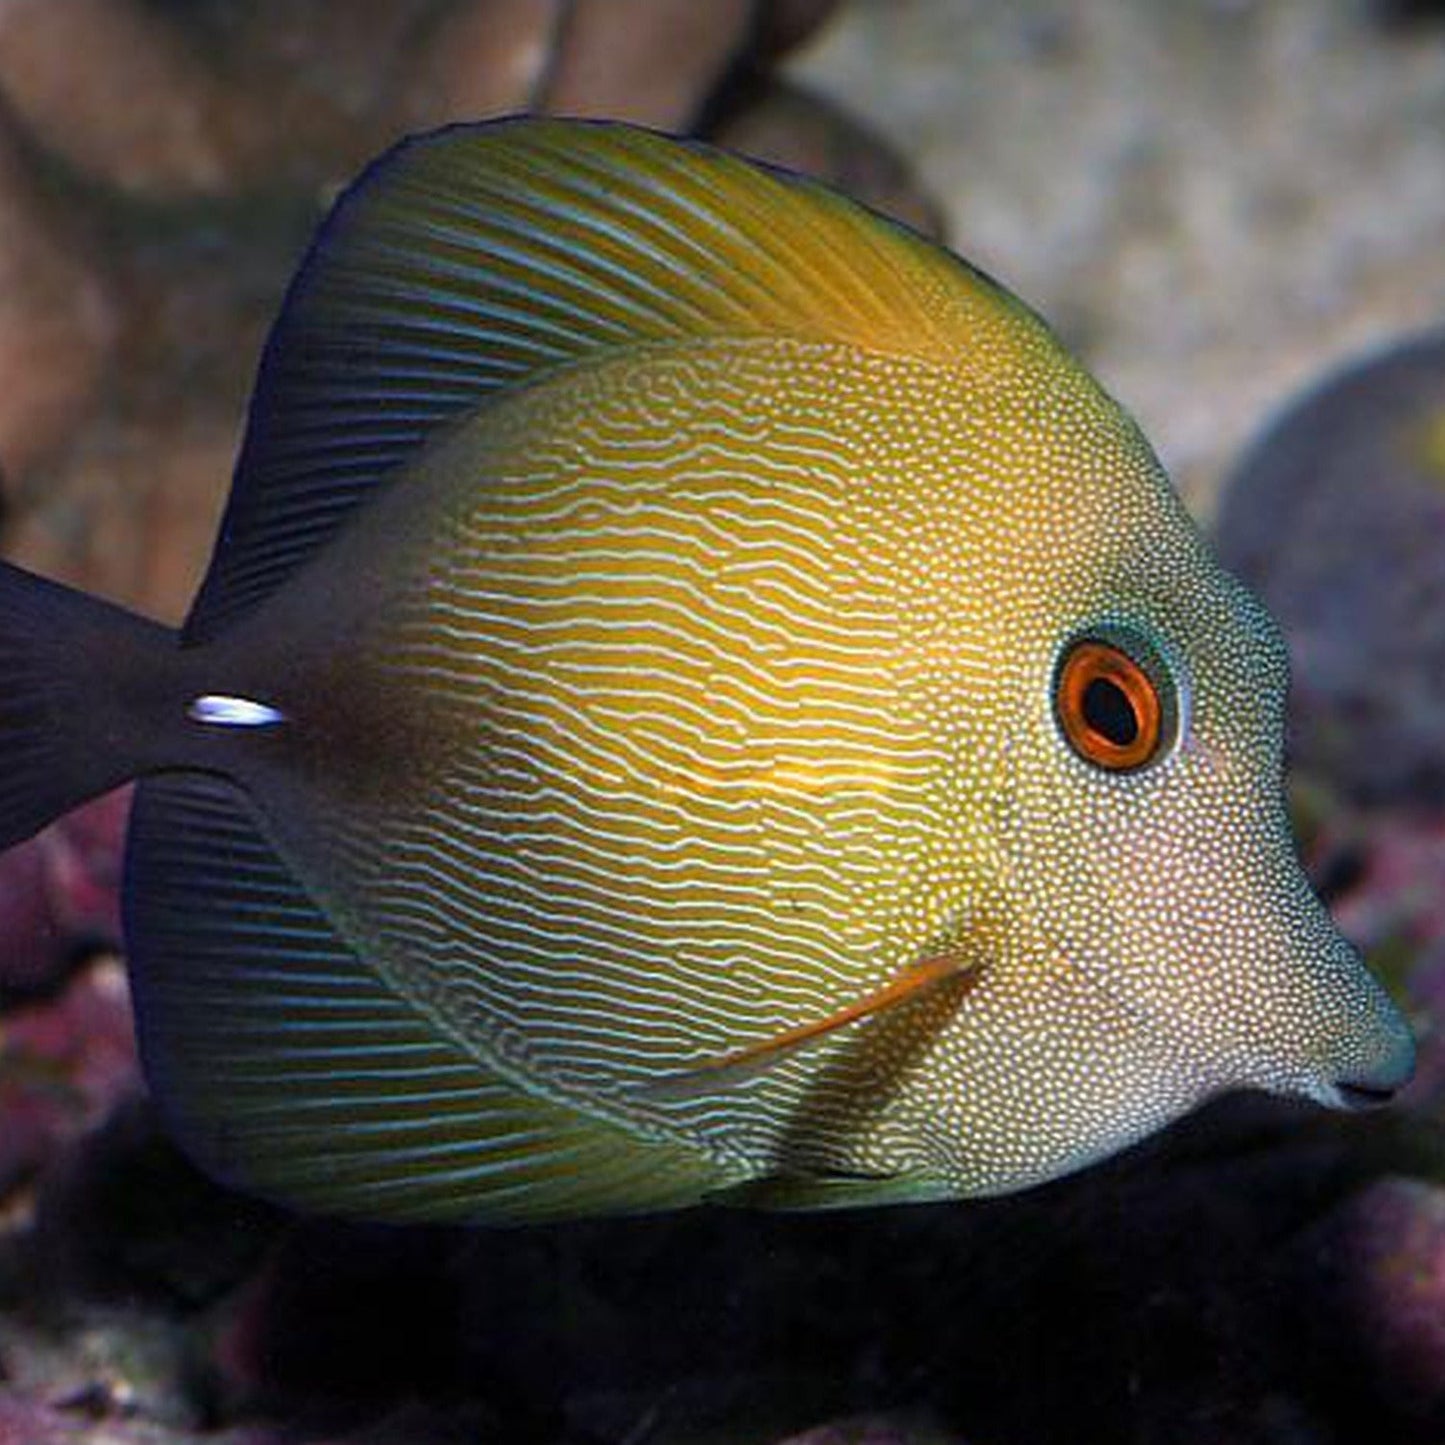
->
[[0, 3, 1444, 1444]]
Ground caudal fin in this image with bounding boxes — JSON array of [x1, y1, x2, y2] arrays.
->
[[0, 560, 176, 851]]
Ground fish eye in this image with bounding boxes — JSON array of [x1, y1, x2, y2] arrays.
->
[[1053, 631, 1177, 773]]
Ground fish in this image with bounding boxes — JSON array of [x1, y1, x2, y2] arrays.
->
[[0, 118, 1414, 1226]]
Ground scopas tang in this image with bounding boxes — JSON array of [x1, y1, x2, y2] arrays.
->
[[0, 119, 1413, 1224]]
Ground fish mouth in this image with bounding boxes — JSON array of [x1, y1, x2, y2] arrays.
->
[[1333, 1079, 1404, 1112], [1329, 1030, 1415, 1111]]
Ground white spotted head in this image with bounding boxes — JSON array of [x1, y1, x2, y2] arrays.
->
[[875, 361, 1415, 1194]]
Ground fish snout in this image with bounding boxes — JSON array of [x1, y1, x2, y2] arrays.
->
[[1242, 901, 1416, 1116], [1331, 1014, 1416, 1110], [1245, 853, 1417, 1115]]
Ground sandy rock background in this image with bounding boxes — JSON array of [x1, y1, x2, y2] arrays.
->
[[796, 0, 1445, 515]]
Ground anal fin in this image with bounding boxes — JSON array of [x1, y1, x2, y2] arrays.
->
[[124, 774, 732, 1226]]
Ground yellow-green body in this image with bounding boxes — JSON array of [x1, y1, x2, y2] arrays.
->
[[383, 345, 1211, 1189], [226, 334, 1404, 1213]]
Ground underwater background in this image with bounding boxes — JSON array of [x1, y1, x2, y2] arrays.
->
[[0, 1, 1444, 1441]]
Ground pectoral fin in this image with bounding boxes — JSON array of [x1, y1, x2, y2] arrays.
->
[[635, 950, 981, 1103]]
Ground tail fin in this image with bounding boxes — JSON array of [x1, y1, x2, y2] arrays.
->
[[0, 560, 177, 851]]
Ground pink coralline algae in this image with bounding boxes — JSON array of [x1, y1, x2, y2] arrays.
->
[[0, 956, 140, 1197], [0, 790, 129, 997]]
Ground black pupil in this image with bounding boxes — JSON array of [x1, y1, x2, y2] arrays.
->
[[1082, 677, 1138, 747]]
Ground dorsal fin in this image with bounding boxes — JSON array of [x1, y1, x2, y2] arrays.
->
[[185, 116, 1056, 641]]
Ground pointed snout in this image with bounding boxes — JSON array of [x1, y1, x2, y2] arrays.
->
[[1332, 1004, 1416, 1110], [1263, 871, 1418, 1114]]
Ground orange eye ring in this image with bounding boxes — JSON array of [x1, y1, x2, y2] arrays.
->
[[1054, 638, 1167, 772]]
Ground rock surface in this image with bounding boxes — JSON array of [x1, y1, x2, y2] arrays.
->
[[0, 958, 139, 1197], [0, 792, 129, 997], [793, 0, 1445, 515]]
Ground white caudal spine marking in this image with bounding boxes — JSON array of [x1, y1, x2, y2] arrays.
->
[[187, 694, 287, 728]]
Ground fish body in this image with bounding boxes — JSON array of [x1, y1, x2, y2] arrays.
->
[[0, 120, 1413, 1224]]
